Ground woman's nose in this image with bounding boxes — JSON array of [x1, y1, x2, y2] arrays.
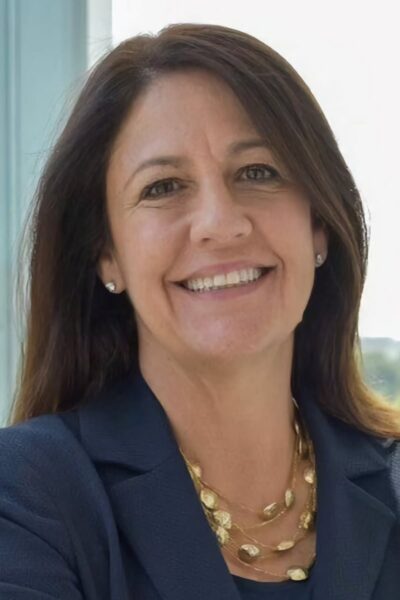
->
[[189, 183, 253, 246]]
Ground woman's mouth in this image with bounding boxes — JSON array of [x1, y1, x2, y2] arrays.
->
[[176, 266, 276, 298]]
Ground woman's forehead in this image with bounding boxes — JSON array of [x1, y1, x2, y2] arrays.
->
[[108, 77, 282, 178], [111, 69, 260, 151]]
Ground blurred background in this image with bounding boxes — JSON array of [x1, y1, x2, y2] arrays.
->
[[1, 0, 399, 425]]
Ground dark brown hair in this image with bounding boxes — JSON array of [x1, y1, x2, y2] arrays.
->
[[9, 23, 400, 438]]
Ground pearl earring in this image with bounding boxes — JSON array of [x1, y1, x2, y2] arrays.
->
[[105, 281, 117, 293], [315, 253, 324, 268]]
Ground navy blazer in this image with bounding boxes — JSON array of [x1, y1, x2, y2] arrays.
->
[[0, 366, 400, 599]]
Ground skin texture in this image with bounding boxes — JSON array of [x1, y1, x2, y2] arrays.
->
[[98, 69, 327, 579]]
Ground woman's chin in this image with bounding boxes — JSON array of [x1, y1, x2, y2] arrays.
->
[[180, 330, 276, 365]]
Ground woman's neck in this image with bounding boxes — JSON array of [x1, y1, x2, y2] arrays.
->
[[138, 337, 296, 506]]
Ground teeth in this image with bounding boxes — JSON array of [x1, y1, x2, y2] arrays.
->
[[239, 269, 248, 282], [226, 271, 241, 285], [213, 274, 226, 287], [203, 277, 213, 290], [184, 267, 265, 292]]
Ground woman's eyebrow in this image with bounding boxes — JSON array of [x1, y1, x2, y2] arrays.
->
[[124, 156, 184, 191], [228, 138, 272, 155], [123, 137, 272, 191]]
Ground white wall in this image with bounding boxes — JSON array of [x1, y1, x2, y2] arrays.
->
[[87, 0, 112, 66]]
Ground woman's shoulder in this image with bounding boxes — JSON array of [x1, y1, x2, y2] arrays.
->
[[0, 410, 80, 463], [383, 436, 400, 486], [0, 410, 94, 497], [0, 409, 113, 533], [0, 413, 118, 597], [367, 434, 400, 513]]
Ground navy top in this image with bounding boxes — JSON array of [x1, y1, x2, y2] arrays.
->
[[232, 568, 314, 598], [0, 367, 399, 599]]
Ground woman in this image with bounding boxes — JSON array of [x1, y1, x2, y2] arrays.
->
[[1, 22, 399, 600]]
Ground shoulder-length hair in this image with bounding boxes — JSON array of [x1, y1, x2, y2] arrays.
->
[[8, 22, 400, 437]]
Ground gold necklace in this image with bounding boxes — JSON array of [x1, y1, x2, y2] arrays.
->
[[179, 400, 317, 582]]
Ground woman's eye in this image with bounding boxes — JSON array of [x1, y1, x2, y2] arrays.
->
[[141, 179, 181, 200], [140, 164, 279, 200], [239, 164, 279, 181]]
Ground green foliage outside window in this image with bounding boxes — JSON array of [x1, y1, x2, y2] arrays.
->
[[360, 338, 400, 407]]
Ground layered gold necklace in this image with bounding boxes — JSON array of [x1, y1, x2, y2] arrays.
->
[[179, 398, 317, 582]]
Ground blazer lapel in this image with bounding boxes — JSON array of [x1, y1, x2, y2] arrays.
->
[[297, 384, 397, 600], [78, 368, 397, 600], [78, 367, 241, 600]]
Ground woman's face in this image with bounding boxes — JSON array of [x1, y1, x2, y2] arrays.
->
[[100, 69, 327, 366]]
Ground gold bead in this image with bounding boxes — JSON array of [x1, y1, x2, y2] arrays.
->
[[213, 510, 232, 529], [276, 540, 295, 551], [304, 466, 315, 484], [200, 489, 218, 510], [187, 468, 201, 489], [262, 501, 279, 520], [299, 510, 313, 530], [285, 489, 295, 508], [238, 544, 261, 563], [192, 464, 202, 478], [215, 525, 230, 546], [286, 566, 309, 581]]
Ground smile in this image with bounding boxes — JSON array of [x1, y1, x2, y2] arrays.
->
[[180, 266, 275, 293]]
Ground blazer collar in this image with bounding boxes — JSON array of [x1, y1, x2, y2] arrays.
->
[[79, 364, 178, 471], [78, 367, 397, 600]]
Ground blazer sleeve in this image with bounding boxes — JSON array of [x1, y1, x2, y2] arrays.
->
[[0, 427, 83, 599]]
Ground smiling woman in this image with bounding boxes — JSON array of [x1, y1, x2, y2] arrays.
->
[[1, 22, 400, 600], [99, 67, 323, 371]]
